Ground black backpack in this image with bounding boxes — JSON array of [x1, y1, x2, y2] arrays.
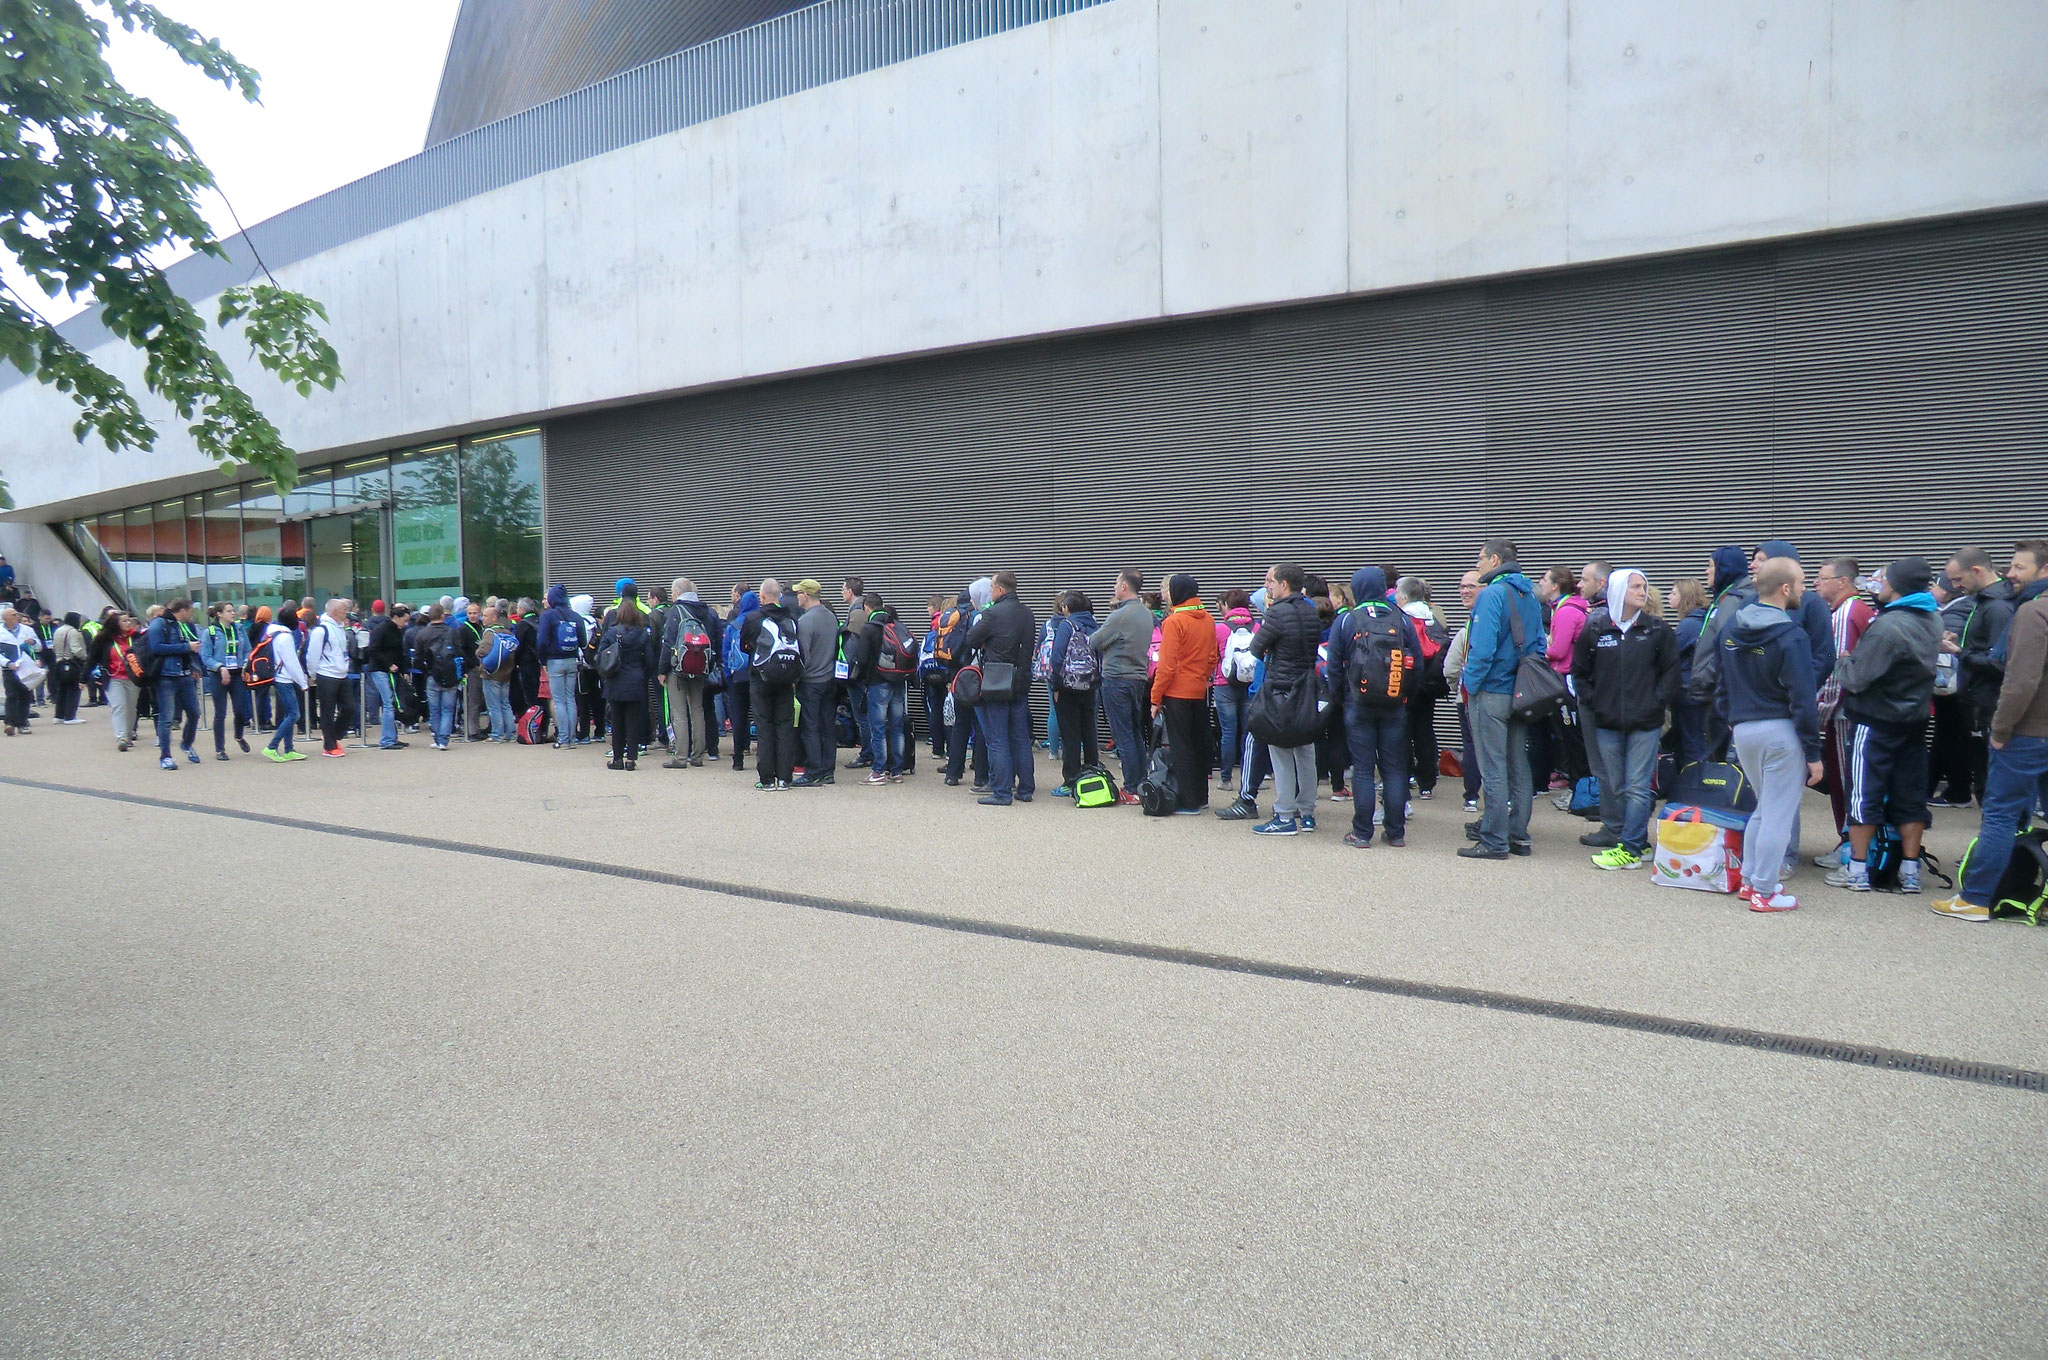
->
[[752, 614, 802, 685], [426, 629, 460, 687], [1347, 605, 1408, 706], [1138, 719, 1178, 817], [1959, 826, 2048, 922], [132, 625, 161, 683]]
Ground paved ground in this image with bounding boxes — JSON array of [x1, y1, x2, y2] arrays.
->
[[2, 718, 2045, 1357]]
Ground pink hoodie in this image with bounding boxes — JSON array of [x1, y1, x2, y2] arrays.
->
[[1547, 594, 1590, 674]]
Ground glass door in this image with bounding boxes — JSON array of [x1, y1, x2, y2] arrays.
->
[[305, 508, 389, 611]]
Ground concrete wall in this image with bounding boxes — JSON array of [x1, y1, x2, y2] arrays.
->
[[0, 522, 113, 618], [4, 0, 2045, 520]]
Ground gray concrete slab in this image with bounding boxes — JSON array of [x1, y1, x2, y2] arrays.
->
[[1, 738, 2045, 1357]]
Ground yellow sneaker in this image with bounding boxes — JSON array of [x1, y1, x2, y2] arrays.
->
[[1929, 895, 1990, 924]]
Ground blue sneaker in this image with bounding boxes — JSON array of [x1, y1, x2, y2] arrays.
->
[[182, 746, 200, 765], [1052, 785, 1074, 798], [1252, 817, 1299, 836], [1299, 813, 1317, 833]]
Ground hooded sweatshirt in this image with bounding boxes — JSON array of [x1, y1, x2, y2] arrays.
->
[[537, 586, 586, 661], [1327, 566, 1421, 706], [1575, 571, 1679, 733], [1715, 602, 1821, 759], [1546, 593, 1592, 674], [1833, 593, 1941, 726], [1152, 597, 1220, 705]]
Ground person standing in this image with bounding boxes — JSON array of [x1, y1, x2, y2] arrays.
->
[[596, 599, 657, 771], [363, 602, 409, 750], [536, 586, 587, 750], [103, 614, 143, 749], [1941, 547, 2015, 807], [1091, 570, 1154, 798], [1249, 563, 1324, 836], [741, 579, 802, 790], [47, 611, 89, 723], [1666, 579, 1712, 767], [304, 598, 358, 759], [841, 577, 872, 772], [1932, 575, 2048, 922], [0, 604, 38, 736], [724, 588, 760, 771], [199, 602, 251, 758], [1575, 569, 1680, 871], [1458, 541, 1545, 860], [1828, 558, 1943, 894], [145, 599, 203, 770], [963, 571, 1038, 807], [1150, 574, 1220, 815], [1812, 558, 1877, 863], [1395, 577, 1447, 803], [1715, 557, 1824, 912], [659, 576, 721, 769], [855, 593, 914, 784], [475, 605, 519, 742], [261, 609, 309, 762], [793, 579, 840, 786], [1444, 570, 1484, 813], [1048, 589, 1102, 797], [1328, 567, 1420, 847]]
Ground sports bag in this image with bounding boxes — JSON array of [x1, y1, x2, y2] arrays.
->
[[950, 664, 983, 709], [595, 630, 624, 679], [1865, 825, 1954, 893], [1137, 720, 1178, 817], [515, 705, 546, 745], [1221, 625, 1258, 684], [929, 607, 969, 668], [721, 615, 750, 679], [1072, 763, 1119, 809], [1058, 624, 1099, 691], [244, 635, 277, 687], [1568, 775, 1601, 819], [479, 630, 517, 678], [673, 611, 713, 679], [873, 619, 917, 679], [1247, 672, 1323, 748], [1957, 826, 2048, 924], [1348, 605, 1408, 706], [1651, 804, 1747, 894], [1665, 760, 1756, 815], [1505, 599, 1566, 722], [752, 615, 801, 685]]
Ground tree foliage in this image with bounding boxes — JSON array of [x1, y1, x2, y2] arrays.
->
[[0, 0, 341, 510]]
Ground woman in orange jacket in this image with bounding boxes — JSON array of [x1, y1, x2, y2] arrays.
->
[[1151, 573, 1221, 812]]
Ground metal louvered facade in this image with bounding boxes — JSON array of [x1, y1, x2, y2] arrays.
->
[[542, 208, 2048, 639]]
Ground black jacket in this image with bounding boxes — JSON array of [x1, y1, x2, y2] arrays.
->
[[1250, 593, 1320, 689], [597, 623, 658, 702], [1574, 611, 1680, 733], [365, 617, 406, 673], [1959, 579, 2016, 715], [964, 595, 1036, 669], [1836, 598, 1942, 727], [738, 602, 800, 686], [454, 616, 482, 668]]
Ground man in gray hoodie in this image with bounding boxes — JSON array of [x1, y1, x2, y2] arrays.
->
[[1090, 569, 1153, 792], [794, 578, 840, 785]]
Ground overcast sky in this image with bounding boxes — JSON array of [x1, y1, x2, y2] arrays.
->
[[12, 0, 463, 322]]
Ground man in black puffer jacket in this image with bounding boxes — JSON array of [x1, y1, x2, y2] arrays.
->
[[963, 571, 1037, 806], [1248, 563, 1322, 834], [363, 604, 410, 750]]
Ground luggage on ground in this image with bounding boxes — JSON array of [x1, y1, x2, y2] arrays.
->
[[1651, 804, 1747, 894], [1665, 759, 1756, 815]]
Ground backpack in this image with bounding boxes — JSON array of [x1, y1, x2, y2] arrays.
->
[[1058, 624, 1099, 691], [1138, 723, 1178, 817], [917, 628, 943, 681], [1032, 623, 1057, 681], [929, 608, 969, 668], [1221, 625, 1258, 684], [1568, 775, 1601, 818], [751, 614, 801, 685], [873, 618, 917, 679], [552, 616, 583, 654], [1147, 624, 1162, 678], [722, 615, 751, 679], [674, 612, 713, 679], [1665, 759, 1755, 815], [1863, 825, 1954, 893], [1348, 606, 1408, 706], [1072, 764, 1119, 809], [515, 706, 546, 745], [132, 625, 161, 683], [479, 630, 517, 678], [950, 663, 983, 709], [1410, 615, 1450, 698], [244, 634, 276, 687], [1957, 826, 2048, 924], [425, 629, 460, 687]]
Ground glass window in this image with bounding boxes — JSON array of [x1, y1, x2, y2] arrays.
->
[[279, 466, 332, 520], [390, 443, 462, 604], [152, 500, 189, 608], [459, 428, 542, 604], [183, 494, 207, 604], [202, 487, 243, 603], [339, 456, 390, 509], [103, 510, 149, 611]]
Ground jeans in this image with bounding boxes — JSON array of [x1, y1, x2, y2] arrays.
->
[[205, 671, 251, 752], [979, 694, 1035, 802], [1581, 704, 1622, 838], [1459, 701, 1481, 800], [1102, 676, 1149, 791], [845, 679, 870, 765], [1733, 718, 1806, 896], [1470, 689, 1531, 853], [1962, 735, 2048, 905], [153, 672, 200, 758], [726, 678, 754, 767], [1270, 743, 1318, 821], [1214, 683, 1249, 777], [1044, 678, 1061, 755], [798, 680, 834, 774], [1595, 724, 1663, 853], [426, 679, 459, 747], [483, 677, 515, 740], [1345, 703, 1410, 840], [866, 678, 908, 775], [946, 701, 986, 782], [1408, 695, 1439, 793], [370, 672, 399, 746], [267, 683, 301, 753], [546, 659, 580, 746]]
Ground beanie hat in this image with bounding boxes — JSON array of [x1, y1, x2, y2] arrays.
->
[[1757, 539, 1800, 562], [614, 577, 636, 597], [1167, 573, 1199, 606], [1886, 557, 1933, 596]]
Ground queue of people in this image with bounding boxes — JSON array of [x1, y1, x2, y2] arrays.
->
[[4, 536, 2045, 924]]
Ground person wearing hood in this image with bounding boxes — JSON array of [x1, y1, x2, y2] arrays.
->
[[1047, 588, 1103, 797], [1213, 589, 1258, 788], [725, 587, 760, 770], [1685, 545, 1756, 714], [852, 592, 912, 784], [1328, 566, 1421, 847], [568, 592, 608, 744], [1459, 540, 1547, 859], [1151, 574, 1220, 814], [1248, 563, 1325, 836], [1574, 569, 1679, 870], [739, 578, 801, 790], [1394, 577, 1450, 804], [536, 586, 587, 748], [1715, 557, 1824, 912], [1826, 558, 1942, 894]]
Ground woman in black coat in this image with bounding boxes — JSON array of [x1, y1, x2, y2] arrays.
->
[[597, 599, 659, 770]]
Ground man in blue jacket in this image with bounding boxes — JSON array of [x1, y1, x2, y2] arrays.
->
[[1716, 558, 1824, 912], [1328, 566, 1420, 848], [1459, 539, 1546, 860], [535, 585, 587, 749], [145, 598, 204, 770]]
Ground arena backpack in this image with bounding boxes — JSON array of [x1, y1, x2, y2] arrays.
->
[[752, 614, 802, 685], [1347, 604, 1408, 706], [674, 612, 713, 679]]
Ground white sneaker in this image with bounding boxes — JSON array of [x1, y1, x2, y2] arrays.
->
[[1813, 848, 1844, 868], [1825, 864, 1871, 892], [1897, 865, 1922, 895]]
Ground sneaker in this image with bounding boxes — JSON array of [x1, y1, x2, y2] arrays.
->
[[1457, 844, 1508, 860], [888, 773, 904, 783], [1463, 798, 1479, 813], [159, 756, 178, 771], [864, 771, 890, 784], [1329, 789, 1352, 804], [1252, 817, 1299, 836], [1416, 789, 1434, 801], [1897, 863, 1923, 895], [1929, 895, 1991, 923], [1579, 828, 1620, 848], [1118, 790, 1144, 807], [1052, 785, 1074, 798], [1299, 814, 1317, 833], [323, 747, 346, 758], [1591, 845, 1643, 871], [1927, 792, 1973, 808], [1343, 831, 1373, 848], [214, 751, 229, 762], [773, 780, 793, 791], [1814, 846, 1846, 869], [282, 751, 308, 762], [1213, 797, 1257, 820], [944, 776, 962, 786], [1465, 820, 1484, 840], [1825, 863, 1872, 892], [1172, 807, 1204, 816], [971, 781, 990, 794], [1745, 886, 1799, 913], [1384, 835, 1405, 848], [237, 736, 251, 753], [754, 779, 776, 791], [1508, 842, 1532, 857], [182, 746, 200, 765], [977, 794, 1013, 807]]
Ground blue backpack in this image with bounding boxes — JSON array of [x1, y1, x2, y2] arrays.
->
[[1568, 775, 1601, 818], [722, 613, 751, 679]]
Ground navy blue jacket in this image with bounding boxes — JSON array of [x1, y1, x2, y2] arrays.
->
[[1327, 600, 1420, 706], [537, 585, 587, 662], [1714, 603, 1822, 760]]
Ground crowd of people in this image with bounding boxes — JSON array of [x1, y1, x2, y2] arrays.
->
[[3, 537, 2044, 923]]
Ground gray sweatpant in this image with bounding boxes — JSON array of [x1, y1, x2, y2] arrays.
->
[[1270, 743, 1318, 821], [1733, 717, 1804, 896]]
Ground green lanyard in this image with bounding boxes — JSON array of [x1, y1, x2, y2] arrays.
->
[[213, 624, 239, 658]]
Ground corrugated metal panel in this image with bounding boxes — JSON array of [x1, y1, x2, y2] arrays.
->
[[541, 209, 2048, 738]]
